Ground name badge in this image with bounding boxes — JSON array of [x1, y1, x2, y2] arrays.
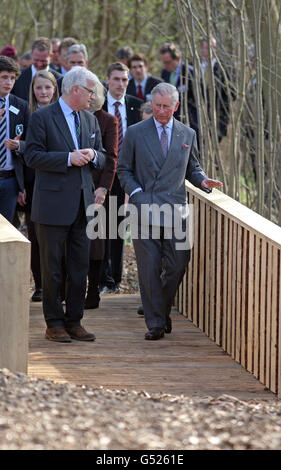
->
[[9, 105, 20, 115]]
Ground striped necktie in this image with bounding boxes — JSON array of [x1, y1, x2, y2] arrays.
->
[[114, 101, 123, 154], [160, 125, 168, 159], [0, 97, 7, 168], [72, 111, 81, 149]]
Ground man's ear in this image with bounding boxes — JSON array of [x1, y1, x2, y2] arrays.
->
[[174, 101, 180, 112]]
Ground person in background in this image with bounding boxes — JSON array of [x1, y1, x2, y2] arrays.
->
[[20, 51, 32, 70], [115, 46, 134, 79], [50, 38, 61, 72], [22, 71, 59, 302], [66, 44, 88, 69], [0, 45, 19, 63], [85, 80, 118, 309], [127, 53, 163, 102], [0, 56, 29, 223], [57, 37, 78, 76], [11, 37, 62, 102]]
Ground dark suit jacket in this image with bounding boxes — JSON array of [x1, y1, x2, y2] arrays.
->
[[24, 100, 106, 225], [7, 94, 30, 192], [11, 66, 62, 102], [93, 109, 118, 191], [102, 94, 143, 128], [161, 62, 198, 131], [126, 74, 163, 101]]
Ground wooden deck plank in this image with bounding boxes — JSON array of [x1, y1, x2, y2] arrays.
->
[[27, 294, 275, 401]]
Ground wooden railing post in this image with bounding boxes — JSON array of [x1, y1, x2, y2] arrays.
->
[[0, 215, 30, 373]]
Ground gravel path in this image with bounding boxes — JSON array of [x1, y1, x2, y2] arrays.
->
[[0, 368, 280, 450]]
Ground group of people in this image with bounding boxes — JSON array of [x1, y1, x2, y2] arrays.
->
[[0, 36, 222, 343]]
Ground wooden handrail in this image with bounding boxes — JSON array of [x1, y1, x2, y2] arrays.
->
[[176, 183, 281, 396]]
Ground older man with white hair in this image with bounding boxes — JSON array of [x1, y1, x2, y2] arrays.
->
[[118, 82, 222, 340], [25, 66, 107, 343]]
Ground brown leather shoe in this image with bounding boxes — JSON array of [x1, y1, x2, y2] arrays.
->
[[45, 327, 72, 343], [65, 325, 96, 342]]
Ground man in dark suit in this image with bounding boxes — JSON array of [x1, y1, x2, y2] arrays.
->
[[11, 37, 62, 102], [117, 83, 222, 340], [25, 66, 107, 343], [0, 56, 29, 223], [100, 62, 143, 293], [159, 42, 198, 132], [127, 53, 163, 102]]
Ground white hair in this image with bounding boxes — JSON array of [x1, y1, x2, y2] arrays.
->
[[151, 82, 179, 105], [62, 66, 99, 94], [67, 43, 88, 61]]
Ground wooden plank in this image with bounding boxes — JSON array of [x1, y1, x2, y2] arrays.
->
[[231, 223, 237, 360], [209, 208, 217, 341], [270, 247, 278, 393], [235, 225, 242, 363], [278, 249, 281, 398], [227, 219, 233, 355], [259, 239, 267, 384], [215, 212, 222, 345], [247, 231, 254, 373], [198, 200, 205, 331], [241, 228, 248, 369], [204, 204, 211, 336], [186, 194, 194, 321], [222, 217, 229, 351], [253, 236, 261, 379], [192, 197, 199, 327], [265, 245, 272, 389]]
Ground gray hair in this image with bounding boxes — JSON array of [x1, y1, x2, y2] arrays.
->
[[90, 80, 106, 112], [66, 43, 88, 61], [150, 82, 179, 105], [62, 66, 99, 94]]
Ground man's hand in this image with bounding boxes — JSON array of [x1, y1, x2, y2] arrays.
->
[[70, 149, 93, 166], [201, 178, 223, 189], [94, 187, 106, 206], [18, 189, 26, 207], [4, 134, 21, 151]]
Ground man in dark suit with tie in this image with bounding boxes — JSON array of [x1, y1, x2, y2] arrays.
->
[[126, 53, 163, 102], [117, 83, 222, 340], [12, 37, 62, 102], [25, 66, 107, 343], [100, 62, 143, 293], [0, 56, 29, 223], [159, 42, 198, 132]]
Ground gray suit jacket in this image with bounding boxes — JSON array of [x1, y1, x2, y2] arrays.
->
[[25, 101, 106, 225], [117, 116, 209, 226]]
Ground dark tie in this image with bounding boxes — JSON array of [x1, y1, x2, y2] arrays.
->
[[137, 84, 144, 100], [114, 101, 123, 154], [0, 97, 7, 168], [160, 125, 168, 159], [72, 111, 81, 149]]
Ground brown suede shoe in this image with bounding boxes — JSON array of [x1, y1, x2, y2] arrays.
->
[[65, 325, 96, 342], [45, 327, 72, 343]]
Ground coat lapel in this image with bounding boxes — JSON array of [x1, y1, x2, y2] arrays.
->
[[142, 117, 164, 170], [52, 101, 76, 150]]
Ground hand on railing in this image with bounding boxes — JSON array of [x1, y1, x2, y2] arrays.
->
[[201, 178, 223, 189]]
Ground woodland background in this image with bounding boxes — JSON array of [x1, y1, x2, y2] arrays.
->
[[0, 0, 280, 224]]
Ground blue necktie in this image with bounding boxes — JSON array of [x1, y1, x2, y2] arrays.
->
[[0, 97, 7, 168], [72, 111, 81, 149]]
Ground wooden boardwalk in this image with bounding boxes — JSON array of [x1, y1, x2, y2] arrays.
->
[[28, 294, 276, 401]]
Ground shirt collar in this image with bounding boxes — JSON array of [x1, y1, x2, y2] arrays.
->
[[31, 64, 49, 77], [107, 91, 125, 106], [59, 96, 75, 116], [134, 76, 147, 88], [153, 116, 174, 130]]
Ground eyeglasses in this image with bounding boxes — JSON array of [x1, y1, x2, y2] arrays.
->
[[79, 85, 96, 97]]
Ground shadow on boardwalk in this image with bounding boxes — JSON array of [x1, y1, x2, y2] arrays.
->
[[28, 294, 275, 401]]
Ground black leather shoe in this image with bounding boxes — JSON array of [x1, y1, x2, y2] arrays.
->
[[84, 295, 100, 309], [165, 317, 172, 334], [145, 328, 164, 340], [137, 305, 144, 315], [31, 288, 42, 302]]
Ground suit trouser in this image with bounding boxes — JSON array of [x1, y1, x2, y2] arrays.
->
[[133, 225, 190, 330], [0, 175, 18, 223], [35, 196, 90, 328]]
